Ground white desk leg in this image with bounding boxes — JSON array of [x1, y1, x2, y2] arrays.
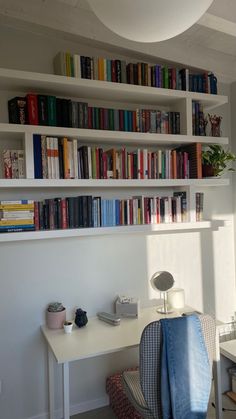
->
[[213, 329, 222, 419], [62, 362, 70, 419], [48, 346, 55, 419]]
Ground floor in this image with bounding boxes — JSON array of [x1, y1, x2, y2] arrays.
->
[[72, 394, 236, 419]]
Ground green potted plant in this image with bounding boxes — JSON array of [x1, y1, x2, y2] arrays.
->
[[202, 144, 236, 177]]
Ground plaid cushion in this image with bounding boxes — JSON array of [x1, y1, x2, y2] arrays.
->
[[106, 369, 143, 419]]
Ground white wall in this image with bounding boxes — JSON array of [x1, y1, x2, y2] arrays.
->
[[0, 25, 235, 419]]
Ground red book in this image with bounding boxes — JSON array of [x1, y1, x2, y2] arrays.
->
[[95, 148, 100, 179], [111, 60, 116, 82], [129, 199, 133, 225], [140, 150, 144, 179], [121, 148, 126, 179], [143, 197, 147, 224], [156, 197, 160, 223], [145, 110, 150, 133], [130, 153, 134, 179], [132, 111, 137, 132], [148, 152, 151, 179], [203, 72, 208, 93], [102, 152, 108, 179], [27, 93, 38, 125], [49, 199, 55, 230], [34, 202, 40, 230], [183, 152, 189, 179], [60, 198, 68, 229], [171, 68, 176, 90], [119, 110, 124, 131]]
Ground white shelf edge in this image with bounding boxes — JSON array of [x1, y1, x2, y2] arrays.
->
[[0, 123, 229, 146], [0, 220, 228, 242], [0, 68, 228, 108], [0, 178, 230, 188]]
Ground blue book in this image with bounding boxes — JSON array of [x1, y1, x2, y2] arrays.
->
[[158, 66, 162, 87], [115, 200, 120, 225], [198, 75, 203, 93], [103, 200, 106, 227], [109, 200, 112, 227], [124, 111, 129, 132], [33, 134, 42, 179], [0, 225, 35, 232], [106, 60, 111, 82], [112, 200, 116, 226], [92, 199, 97, 227], [106, 200, 110, 227]]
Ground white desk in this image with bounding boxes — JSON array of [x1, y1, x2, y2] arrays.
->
[[41, 306, 222, 419], [220, 339, 236, 363]]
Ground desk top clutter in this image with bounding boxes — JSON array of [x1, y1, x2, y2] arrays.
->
[[45, 302, 88, 331], [41, 305, 194, 364]]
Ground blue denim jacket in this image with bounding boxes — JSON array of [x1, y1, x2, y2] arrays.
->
[[160, 315, 211, 419]]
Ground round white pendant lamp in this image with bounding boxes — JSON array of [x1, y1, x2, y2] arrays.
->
[[87, 0, 213, 43]]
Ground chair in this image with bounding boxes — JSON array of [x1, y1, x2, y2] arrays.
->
[[122, 314, 216, 419]]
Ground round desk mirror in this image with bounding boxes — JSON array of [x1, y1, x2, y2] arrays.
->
[[151, 271, 174, 314]]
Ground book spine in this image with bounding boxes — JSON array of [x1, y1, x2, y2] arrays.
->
[[33, 135, 43, 179], [27, 94, 39, 125], [47, 96, 57, 126], [8, 97, 27, 124], [2, 150, 12, 179], [38, 95, 48, 125]]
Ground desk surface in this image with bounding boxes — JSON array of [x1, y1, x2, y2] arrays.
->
[[220, 339, 236, 363], [41, 306, 191, 364]]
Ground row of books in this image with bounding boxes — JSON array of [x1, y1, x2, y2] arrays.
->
[[53, 52, 218, 94], [33, 135, 194, 180], [0, 200, 34, 233], [0, 192, 204, 233], [192, 101, 206, 136], [34, 192, 188, 230], [2, 150, 25, 179], [8, 95, 181, 134]]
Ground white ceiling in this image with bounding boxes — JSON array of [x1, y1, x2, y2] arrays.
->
[[0, 0, 236, 82]]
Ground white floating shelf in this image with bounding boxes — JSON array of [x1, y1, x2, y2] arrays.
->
[[0, 123, 229, 146], [0, 220, 227, 242], [0, 178, 230, 188], [0, 68, 227, 109]]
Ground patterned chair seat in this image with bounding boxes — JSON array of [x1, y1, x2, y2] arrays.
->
[[122, 314, 216, 419]]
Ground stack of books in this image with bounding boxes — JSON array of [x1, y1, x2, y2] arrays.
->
[[0, 200, 35, 233], [53, 52, 218, 94]]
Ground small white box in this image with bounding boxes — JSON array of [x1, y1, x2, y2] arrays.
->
[[115, 298, 140, 318]]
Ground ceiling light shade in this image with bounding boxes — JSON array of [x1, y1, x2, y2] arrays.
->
[[87, 0, 213, 43]]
